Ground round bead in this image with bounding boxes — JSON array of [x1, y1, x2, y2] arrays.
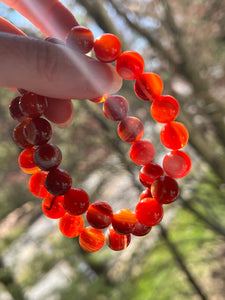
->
[[94, 33, 121, 63], [13, 119, 34, 149], [59, 213, 84, 238], [79, 226, 105, 252], [116, 51, 144, 80], [139, 188, 152, 201], [42, 195, 66, 219], [86, 201, 113, 229], [19, 92, 47, 118], [66, 26, 94, 54], [45, 168, 72, 196], [139, 163, 164, 188], [63, 188, 90, 215], [29, 171, 50, 198], [112, 209, 136, 235], [18, 147, 40, 174], [9, 96, 26, 122], [151, 176, 179, 204], [130, 140, 156, 166], [135, 197, 163, 227], [160, 122, 189, 150], [134, 72, 163, 101], [151, 95, 180, 123], [163, 150, 192, 178], [117, 116, 144, 143], [132, 221, 152, 236], [105, 226, 131, 251], [23, 117, 52, 145], [34, 144, 62, 171], [103, 95, 129, 121]]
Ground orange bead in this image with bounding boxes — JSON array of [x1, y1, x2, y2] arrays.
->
[[117, 116, 144, 143], [79, 226, 105, 252], [18, 147, 40, 174], [116, 51, 144, 80], [112, 209, 136, 235], [29, 171, 50, 198], [160, 122, 189, 150], [94, 33, 121, 63], [151, 95, 180, 123], [130, 140, 155, 166], [105, 226, 131, 251], [42, 195, 66, 219], [59, 213, 84, 238]]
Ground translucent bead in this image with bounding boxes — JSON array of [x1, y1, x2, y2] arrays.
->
[[94, 33, 121, 63], [86, 201, 113, 229], [151, 176, 179, 204], [130, 140, 156, 166], [29, 171, 50, 198], [9, 96, 26, 122], [103, 95, 129, 121], [13, 119, 34, 149], [18, 148, 40, 174], [34, 143, 62, 171], [163, 150, 192, 178], [151, 95, 180, 123], [139, 163, 164, 188], [132, 221, 152, 237], [117, 116, 144, 143], [105, 226, 131, 251], [79, 226, 105, 252], [112, 209, 136, 235], [116, 51, 144, 80], [63, 188, 90, 215], [42, 195, 66, 219], [19, 92, 47, 118], [139, 188, 152, 201], [134, 72, 163, 101], [160, 122, 189, 150], [66, 26, 94, 54], [45, 168, 72, 196], [59, 213, 84, 238]]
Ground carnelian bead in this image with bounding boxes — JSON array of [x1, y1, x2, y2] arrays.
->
[[160, 122, 189, 150], [134, 72, 163, 101], [94, 33, 121, 63], [163, 150, 192, 178], [105, 226, 131, 251], [19, 92, 47, 118], [66, 26, 94, 54], [151, 95, 180, 123], [13, 119, 34, 149], [103, 95, 129, 121], [135, 197, 163, 227], [42, 195, 66, 219], [45, 168, 72, 196], [139, 163, 164, 188], [139, 188, 152, 201], [132, 221, 152, 236], [34, 144, 62, 171], [59, 213, 84, 238], [130, 140, 156, 166], [151, 176, 179, 204], [18, 148, 40, 174], [63, 188, 90, 215], [86, 201, 113, 229], [117, 116, 144, 143], [79, 226, 105, 252], [112, 209, 136, 235], [116, 51, 144, 80], [9, 96, 26, 122], [29, 171, 50, 198]]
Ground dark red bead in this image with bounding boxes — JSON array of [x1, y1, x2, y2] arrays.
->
[[163, 150, 192, 178], [151, 176, 179, 204], [103, 95, 129, 121], [160, 122, 189, 150], [135, 72, 163, 101], [139, 163, 164, 188], [94, 33, 121, 63], [130, 140, 156, 166], [9, 96, 26, 122], [117, 116, 144, 143], [45, 168, 72, 196], [63, 188, 90, 215], [151, 95, 180, 123], [34, 143, 62, 171], [42, 195, 66, 219], [66, 26, 94, 54], [116, 51, 144, 80], [86, 201, 113, 229], [19, 92, 47, 118], [13, 119, 34, 149], [23, 117, 52, 145], [105, 226, 131, 251], [112, 209, 136, 235], [132, 221, 152, 236]]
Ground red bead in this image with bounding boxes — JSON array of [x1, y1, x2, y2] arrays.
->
[[19, 92, 47, 118], [112, 209, 136, 235], [44, 98, 73, 126], [135, 197, 163, 227], [13, 119, 34, 149], [116, 51, 144, 80], [134, 72, 163, 101], [151, 176, 179, 204], [66, 26, 94, 54], [42, 195, 66, 219], [139, 188, 152, 201], [89, 94, 109, 103], [103, 95, 129, 121], [18, 148, 40, 174], [139, 163, 164, 188], [63, 188, 90, 215], [86, 201, 113, 229], [151, 95, 180, 123], [160, 122, 189, 150], [9, 96, 26, 122], [34, 144, 62, 171], [29, 171, 50, 198], [45, 168, 72, 196], [132, 221, 152, 236], [105, 226, 131, 251], [94, 33, 121, 63], [130, 140, 156, 166], [79, 226, 105, 252], [163, 150, 192, 178], [59, 213, 84, 238], [117, 116, 144, 143]]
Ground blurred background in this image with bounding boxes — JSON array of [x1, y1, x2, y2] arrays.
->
[[0, 0, 224, 299]]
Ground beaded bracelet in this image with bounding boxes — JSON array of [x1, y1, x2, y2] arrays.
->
[[9, 25, 191, 252]]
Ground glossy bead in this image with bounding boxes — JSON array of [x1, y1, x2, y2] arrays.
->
[[44, 98, 73, 126], [19, 92, 47, 118], [23, 117, 52, 145], [163, 150, 192, 178], [139, 163, 164, 188], [45, 168, 72, 196], [135, 197, 163, 227], [79, 226, 105, 252], [34, 144, 62, 171], [117, 116, 144, 143], [94, 33, 121, 63], [13, 119, 34, 149], [130, 140, 156, 166], [139, 188, 152, 201], [63, 188, 90, 215], [66, 26, 94, 54], [86, 201, 113, 229], [151, 176, 179, 204], [42, 195, 66, 219], [105, 226, 131, 251], [59, 213, 84, 238], [132, 221, 152, 236], [116, 51, 144, 80], [134, 72, 163, 101], [18, 147, 40, 174], [103, 95, 129, 121], [160, 122, 189, 150], [89, 94, 109, 103], [151, 95, 180, 123], [29, 171, 50, 198], [112, 209, 136, 235], [9, 96, 26, 122]]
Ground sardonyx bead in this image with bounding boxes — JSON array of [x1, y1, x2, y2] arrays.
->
[[86, 201, 113, 229], [9, 96, 26, 122], [151, 176, 179, 204], [130, 140, 156, 166], [59, 213, 84, 238], [42, 195, 66, 219], [160, 122, 189, 150], [105, 226, 131, 251], [112, 209, 136, 235], [23, 117, 52, 145], [163, 150, 192, 178], [151, 95, 180, 123], [103, 95, 129, 121], [79, 226, 105, 252], [139, 163, 164, 188], [13, 119, 34, 149], [117, 116, 144, 143]]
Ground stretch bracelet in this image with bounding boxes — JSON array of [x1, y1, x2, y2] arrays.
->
[[9, 25, 191, 252]]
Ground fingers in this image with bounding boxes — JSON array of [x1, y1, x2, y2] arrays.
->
[[0, 33, 123, 99]]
